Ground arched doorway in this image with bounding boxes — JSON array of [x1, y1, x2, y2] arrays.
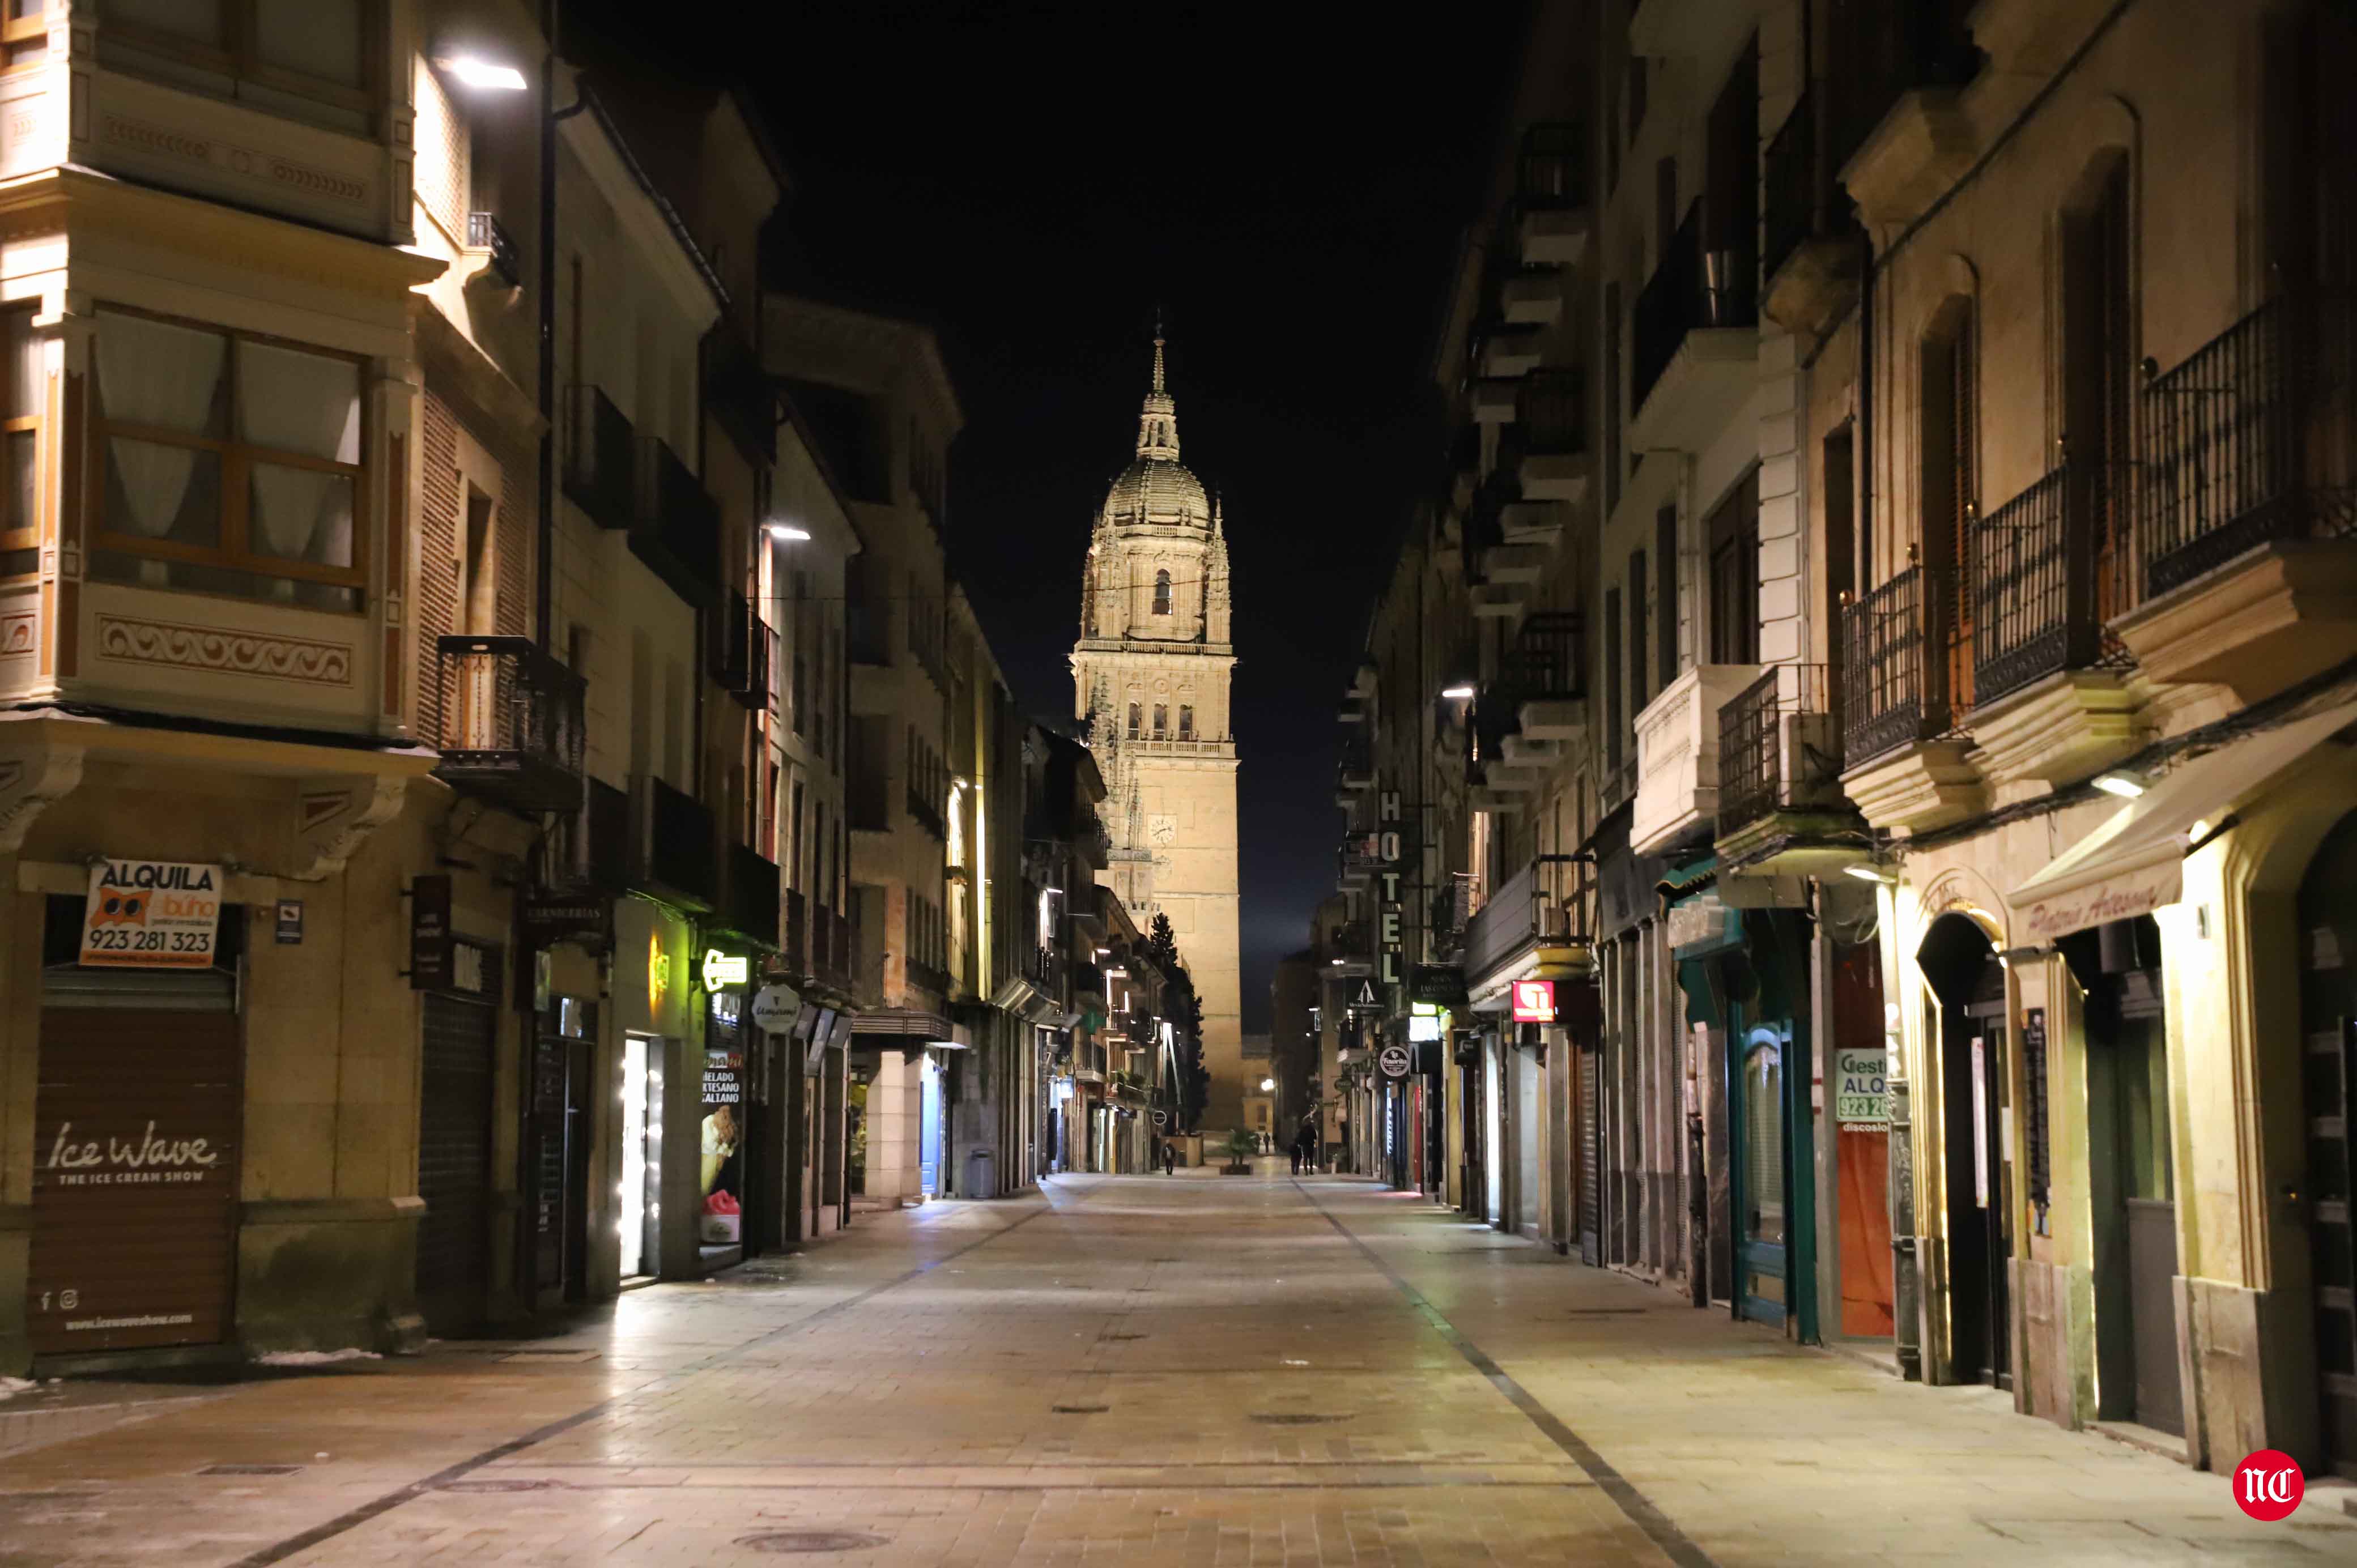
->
[[2300, 809, 2357, 1477], [1917, 911, 2008, 1386]]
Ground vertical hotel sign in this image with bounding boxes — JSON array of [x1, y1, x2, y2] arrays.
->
[[1377, 791, 1405, 998], [79, 860, 224, 967]]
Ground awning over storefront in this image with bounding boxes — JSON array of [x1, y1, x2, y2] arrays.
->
[[2011, 697, 2357, 943]]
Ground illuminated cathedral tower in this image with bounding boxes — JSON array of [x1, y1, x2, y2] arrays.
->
[[1071, 331, 1243, 1134]]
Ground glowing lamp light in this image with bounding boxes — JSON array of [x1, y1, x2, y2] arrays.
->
[[766, 522, 812, 541], [1843, 864, 1896, 885], [1440, 684, 1476, 700], [1260, 1077, 1275, 1092], [701, 948, 750, 991], [2092, 770, 2146, 799], [443, 55, 527, 91]]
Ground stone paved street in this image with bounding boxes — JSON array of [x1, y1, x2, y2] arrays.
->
[[2, 1171, 2350, 1566]]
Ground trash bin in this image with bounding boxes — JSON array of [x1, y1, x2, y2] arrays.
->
[[966, 1147, 994, 1198]]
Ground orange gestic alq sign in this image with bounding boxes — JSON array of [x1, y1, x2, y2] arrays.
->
[[79, 860, 224, 968], [1511, 979, 1555, 1022]]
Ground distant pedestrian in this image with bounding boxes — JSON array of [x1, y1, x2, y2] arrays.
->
[[1162, 1141, 1176, 1176]]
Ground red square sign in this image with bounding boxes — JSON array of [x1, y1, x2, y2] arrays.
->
[[1511, 979, 1555, 1022]]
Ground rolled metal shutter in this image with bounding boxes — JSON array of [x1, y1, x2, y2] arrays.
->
[[416, 992, 497, 1329], [29, 999, 240, 1355], [1579, 1048, 1601, 1266]]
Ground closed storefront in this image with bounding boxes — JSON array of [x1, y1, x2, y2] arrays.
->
[[30, 927, 243, 1357], [416, 988, 499, 1333]]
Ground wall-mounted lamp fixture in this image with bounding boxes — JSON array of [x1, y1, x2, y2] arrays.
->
[[765, 522, 812, 541], [1842, 864, 1896, 885], [2092, 770, 2147, 799], [441, 54, 528, 91], [1440, 684, 1476, 700]]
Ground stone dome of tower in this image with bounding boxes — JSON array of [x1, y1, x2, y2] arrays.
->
[[1101, 334, 1211, 534]]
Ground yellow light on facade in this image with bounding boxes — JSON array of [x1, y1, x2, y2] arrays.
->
[[1440, 684, 1475, 699], [648, 933, 670, 1009], [1843, 864, 1896, 885], [1260, 1077, 1275, 1091], [766, 522, 811, 540], [2092, 771, 2146, 798]]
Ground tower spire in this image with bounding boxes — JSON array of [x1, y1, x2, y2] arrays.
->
[[1152, 305, 1166, 395], [1135, 318, 1180, 461]]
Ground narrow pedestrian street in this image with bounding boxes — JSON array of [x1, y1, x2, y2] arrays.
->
[[2, 1173, 2343, 1567]]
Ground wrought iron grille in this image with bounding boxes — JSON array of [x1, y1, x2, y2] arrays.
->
[[1717, 667, 1784, 833], [1632, 202, 1756, 415], [433, 636, 586, 813], [1516, 122, 1586, 211], [1504, 610, 1583, 702], [1517, 372, 1585, 457], [1840, 564, 1948, 767], [2140, 291, 2357, 597], [466, 211, 520, 286], [1971, 466, 2081, 706], [1762, 91, 1814, 286]]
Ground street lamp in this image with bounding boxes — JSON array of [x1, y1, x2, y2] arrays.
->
[[1260, 1077, 1274, 1092], [766, 522, 811, 541], [441, 54, 527, 91]]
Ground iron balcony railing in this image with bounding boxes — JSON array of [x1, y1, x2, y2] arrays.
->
[[720, 841, 781, 950], [1840, 563, 1952, 768], [1462, 856, 1590, 986], [783, 887, 808, 975], [1337, 734, 1375, 790], [1516, 122, 1586, 211], [1717, 663, 1831, 834], [905, 786, 946, 842], [563, 385, 636, 532], [2141, 290, 2357, 596], [1516, 371, 1585, 457], [432, 636, 586, 814], [641, 774, 717, 909], [1504, 610, 1582, 702], [1971, 466, 2088, 707], [1762, 90, 1814, 286], [632, 436, 722, 608], [709, 591, 773, 712], [1633, 202, 1756, 415], [580, 776, 630, 892], [466, 211, 521, 288]]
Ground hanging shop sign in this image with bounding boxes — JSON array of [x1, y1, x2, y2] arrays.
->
[[701, 947, 750, 992], [79, 859, 223, 969], [1151, 1108, 1169, 1128], [803, 1006, 839, 1073], [1834, 1045, 1888, 1127], [752, 982, 803, 1037], [1377, 1043, 1413, 1079], [1511, 978, 1556, 1023], [1407, 1012, 1443, 1043], [410, 874, 453, 988], [520, 887, 612, 949]]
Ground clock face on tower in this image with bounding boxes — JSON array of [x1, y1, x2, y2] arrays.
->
[[1149, 813, 1177, 845]]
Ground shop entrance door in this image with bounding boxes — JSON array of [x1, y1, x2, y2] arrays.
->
[[1920, 913, 2003, 1384], [1731, 1022, 1789, 1324], [920, 1055, 943, 1196], [618, 1034, 661, 1281], [30, 972, 241, 1356], [418, 992, 498, 1332], [2301, 809, 2357, 1477]]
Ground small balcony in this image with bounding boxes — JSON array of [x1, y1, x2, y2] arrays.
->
[[580, 777, 631, 892], [1760, 91, 1862, 337], [1714, 664, 1856, 874], [1630, 203, 1758, 454], [432, 637, 586, 815], [1336, 736, 1375, 794], [905, 786, 947, 842], [1631, 661, 1764, 858], [1514, 372, 1589, 505], [2117, 291, 2357, 702], [705, 317, 777, 468], [1497, 610, 1585, 746], [1338, 832, 1384, 893], [1329, 921, 1375, 978], [783, 887, 809, 975], [465, 211, 522, 289], [709, 591, 773, 712], [1514, 123, 1592, 267], [718, 841, 782, 950], [564, 385, 637, 532], [638, 774, 718, 910], [1472, 318, 1543, 381], [632, 437, 723, 608], [1837, 563, 1986, 833], [1462, 855, 1592, 993]]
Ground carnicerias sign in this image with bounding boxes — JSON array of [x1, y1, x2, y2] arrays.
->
[[79, 859, 223, 968]]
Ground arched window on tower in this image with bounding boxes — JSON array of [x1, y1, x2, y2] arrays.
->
[[1178, 704, 1194, 739], [1153, 569, 1172, 615], [1127, 702, 1142, 739], [1152, 704, 1168, 738]]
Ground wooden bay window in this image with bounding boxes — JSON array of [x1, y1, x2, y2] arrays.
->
[[88, 307, 368, 613]]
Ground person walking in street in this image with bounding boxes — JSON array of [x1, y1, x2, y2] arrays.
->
[[1162, 1140, 1176, 1176]]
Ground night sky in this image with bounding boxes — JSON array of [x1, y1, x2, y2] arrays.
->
[[580, 2, 1525, 1029]]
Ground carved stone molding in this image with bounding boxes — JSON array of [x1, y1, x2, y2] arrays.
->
[[291, 772, 409, 880], [95, 612, 354, 687], [0, 739, 85, 853]]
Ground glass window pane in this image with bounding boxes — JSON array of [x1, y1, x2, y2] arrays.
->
[[95, 311, 226, 436], [105, 438, 219, 547], [237, 340, 359, 462], [249, 463, 352, 566], [104, 0, 220, 44], [253, 0, 360, 87]]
